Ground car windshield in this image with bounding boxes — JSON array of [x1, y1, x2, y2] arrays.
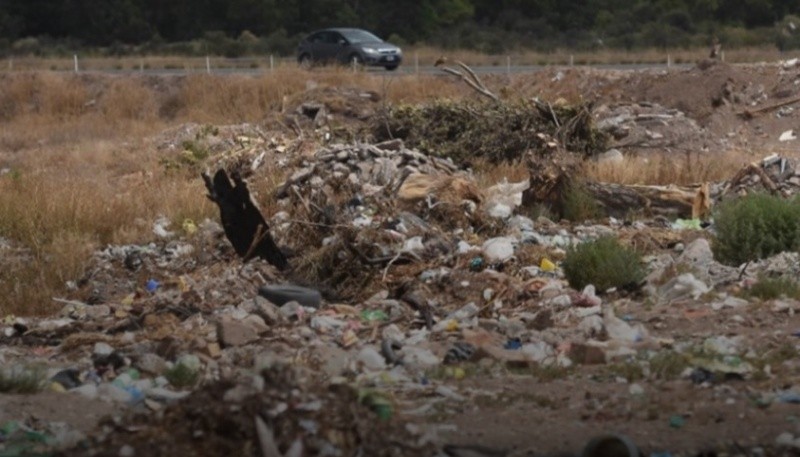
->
[[340, 29, 382, 44]]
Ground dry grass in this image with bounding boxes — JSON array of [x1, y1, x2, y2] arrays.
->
[[584, 150, 760, 186]]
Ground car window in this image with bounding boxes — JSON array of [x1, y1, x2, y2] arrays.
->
[[340, 29, 382, 44], [308, 32, 324, 43]]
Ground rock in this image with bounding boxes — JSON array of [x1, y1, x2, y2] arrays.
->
[[400, 346, 440, 370], [242, 314, 269, 334], [93, 342, 114, 356], [677, 238, 715, 278], [598, 148, 624, 164], [520, 341, 554, 363], [312, 344, 351, 377], [177, 354, 202, 372], [482, 237, 516, 262], [357, 346, 387, 371], [279, 301, 306, 320], [711, 295, 750, 310], [217, 319, 259, 347], [568, 342, 608, 365], [147, 387, 191, 402], [253, 296, 283, 324], [656, 273, 710, 303], [135, 353, 168, 375], [85, 304, 111, 319], [72, 384, 98, 399]]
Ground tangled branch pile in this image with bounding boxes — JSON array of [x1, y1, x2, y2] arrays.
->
[[372, 99, 608, 164]]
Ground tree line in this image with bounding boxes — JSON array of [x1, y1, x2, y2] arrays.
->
[[2, 0, 800, 55]]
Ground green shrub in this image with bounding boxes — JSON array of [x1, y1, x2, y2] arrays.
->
[[562, 183, 604, 222], [743, 275, 800, 301], [562, 236, 644, 292], [712, 193, 800, 266], [164, 363, 199, 388]]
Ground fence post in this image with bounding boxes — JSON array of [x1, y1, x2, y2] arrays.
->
[[8, 58, 12, 71], [667, 54, 672, 67], [139, 59, 144, 73], [206, 56, 211, 74], [507, 55, 511, 75], [270, 55, 274, 72], [74, 54, 79, 73], [414, 51, 419, 76], [570, 54, 574, 66]]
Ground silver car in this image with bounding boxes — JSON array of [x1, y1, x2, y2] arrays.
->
[[297, 28, 403, 71]]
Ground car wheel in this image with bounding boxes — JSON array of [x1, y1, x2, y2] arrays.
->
[[298, 54, 312, 69], [384, 64, 399, 71]]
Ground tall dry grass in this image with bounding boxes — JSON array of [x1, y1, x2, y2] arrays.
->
[[584, 150, 759, 186]]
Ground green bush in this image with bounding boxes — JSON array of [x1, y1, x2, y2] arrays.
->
[[562, 236, 644, 292], [712, 193, 800, 266], [562, 183, 604, 222]]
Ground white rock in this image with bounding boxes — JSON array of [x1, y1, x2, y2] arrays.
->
[[93, 342, 114, 356], [357, 346, 386, 371], [400, 346, 440, 370], [521, 342, 554, 363], [72, 384, 98, 399], [780, 130, 797, 142], [629, 383, 645, 396], [482, 237, 516, 262], [598, 148, 624, 164]]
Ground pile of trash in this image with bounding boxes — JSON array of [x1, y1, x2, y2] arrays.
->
[[714, 153, 800, 199], [594, 102, 719, 156], [6, 114, 800, 454]]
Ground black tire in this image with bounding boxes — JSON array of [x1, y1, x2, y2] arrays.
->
[[258, 284, 322, 308], [298, 54, 312, 69], [384, 64, 399, 71]]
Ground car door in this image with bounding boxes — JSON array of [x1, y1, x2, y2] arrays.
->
[[316, 31, 342, 63]]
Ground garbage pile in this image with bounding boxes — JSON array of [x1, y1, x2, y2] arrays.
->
[[715, 153, 800, 199], [594, 102, 720, 155], [5, 122, 800, 454]]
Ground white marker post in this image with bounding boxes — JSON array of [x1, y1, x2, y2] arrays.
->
[[507, 55, 511, 75], [206, 56, 211, 74], [570, 55, 574, 66], [415, 51, 419, 76], [270, 55, 274, 72], [74, 54, 79, 73]]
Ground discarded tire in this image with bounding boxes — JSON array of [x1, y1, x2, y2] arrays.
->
[[582, 434, 641, 457], [258, 284, 322, 308]]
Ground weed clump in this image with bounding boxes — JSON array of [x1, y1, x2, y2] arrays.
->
[[561, 182, 604, 222], [562, 236, 644, 292], [712, 193, 800, 266], [743, 275, 800, 301], [164, 362, 200, 389]]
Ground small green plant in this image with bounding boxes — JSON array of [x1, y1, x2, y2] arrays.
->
[[605, 361, 645, 381], [562, 236, 644, 292], [164, 362, 199, 388], [712, 193, 800, 266], [649, 350, 690, 380], [562, 183, 604, 222], [743, 275, 800, 301], [0, 365, 47, 393]]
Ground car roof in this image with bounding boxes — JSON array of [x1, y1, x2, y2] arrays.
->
[[310, 28, 366, 35]]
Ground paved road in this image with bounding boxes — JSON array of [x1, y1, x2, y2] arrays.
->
[[57, 62, 691, 77]]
